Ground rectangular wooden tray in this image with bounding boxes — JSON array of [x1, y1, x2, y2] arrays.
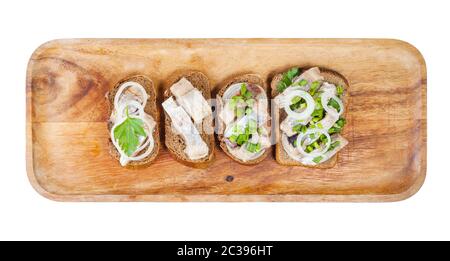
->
[[26, 38, 426, 202]]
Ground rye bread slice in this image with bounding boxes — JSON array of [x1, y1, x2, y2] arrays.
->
[[217, 74, 271, 165], [271, 68, 349, 168], [107, 75, 160, 168], [163, 71, 215, 168]]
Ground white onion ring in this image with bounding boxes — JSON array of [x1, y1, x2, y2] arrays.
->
[[114, 81, 148, 109], [321, 93, 344, 118], [222, 83, 242, 99], [283, 90, 315, 120], [296, 129, 331, 158]]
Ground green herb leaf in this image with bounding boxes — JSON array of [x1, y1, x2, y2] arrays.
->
[[113, 113, 147, 156], [277, 67, 299, 92]]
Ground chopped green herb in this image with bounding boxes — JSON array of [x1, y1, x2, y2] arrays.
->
[[246, 98, 255, 107], [257, 127, 265, 135], [328, 98, 341, 112], [301, 125, 307, 133], [245, 108, 253, 115], [328, 127, 342, 134], [236, 108, 245, 118], [232, 95, 244, 103], [277, 67, 299, 92], [236, 134, 249, 146], [291, 96, 302, 104], [336, 85, 344, 96], [248, 119, 257, 133], [228, 99, 237, 110], [246, 142, 261, 153], [336, 118, 346, 128], [327, 141, 341, 152], [229, 135, 238, 143], [317, 122, 323, 129], [313, 156, 323, 164], [232, 124, 239, 133], [293, 124, 303, 133], [312, 141, 320, 149], [290, 103, 300, 111], [309, 81, 321, 96], [243, 91, 252, 99], [299, 79, 308, 86], [306, 145, 314, 153], [309, 133, 315, 139], [319, 134, 327, 142]]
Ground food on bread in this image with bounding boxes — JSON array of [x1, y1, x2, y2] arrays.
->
[[272, 67, 348, 167], [162, 71, 215, 167], [108, 75, 160, 167], [217, 74, 271, 165]]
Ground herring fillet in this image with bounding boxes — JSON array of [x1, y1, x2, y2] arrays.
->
[[170, 77, 212, 124], [162, 97, 209, 160]]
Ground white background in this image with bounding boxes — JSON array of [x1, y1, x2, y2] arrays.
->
[[0, 0, 447, 240]]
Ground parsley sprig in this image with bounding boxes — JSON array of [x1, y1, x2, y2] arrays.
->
[[113, 107, 147, 156]]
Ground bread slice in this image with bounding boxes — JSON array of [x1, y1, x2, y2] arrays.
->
[[163, 71, 215, 168], [107, 75, 160, 168], [271, 67, 349, 168], [217, 74, 271, 165]]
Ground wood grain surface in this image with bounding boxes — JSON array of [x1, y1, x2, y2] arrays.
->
[[26, 39, 427, 202]]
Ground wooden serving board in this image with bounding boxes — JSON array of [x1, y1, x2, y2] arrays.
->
[[26, 39, 426, 202]]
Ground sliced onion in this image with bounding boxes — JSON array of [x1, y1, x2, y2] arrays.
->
[[283, 90, 315, 120], [113, 81, 148, 109], [321, 92, 344, 118], [296, 129, 331, 158], [222, 83, 242, 99]]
